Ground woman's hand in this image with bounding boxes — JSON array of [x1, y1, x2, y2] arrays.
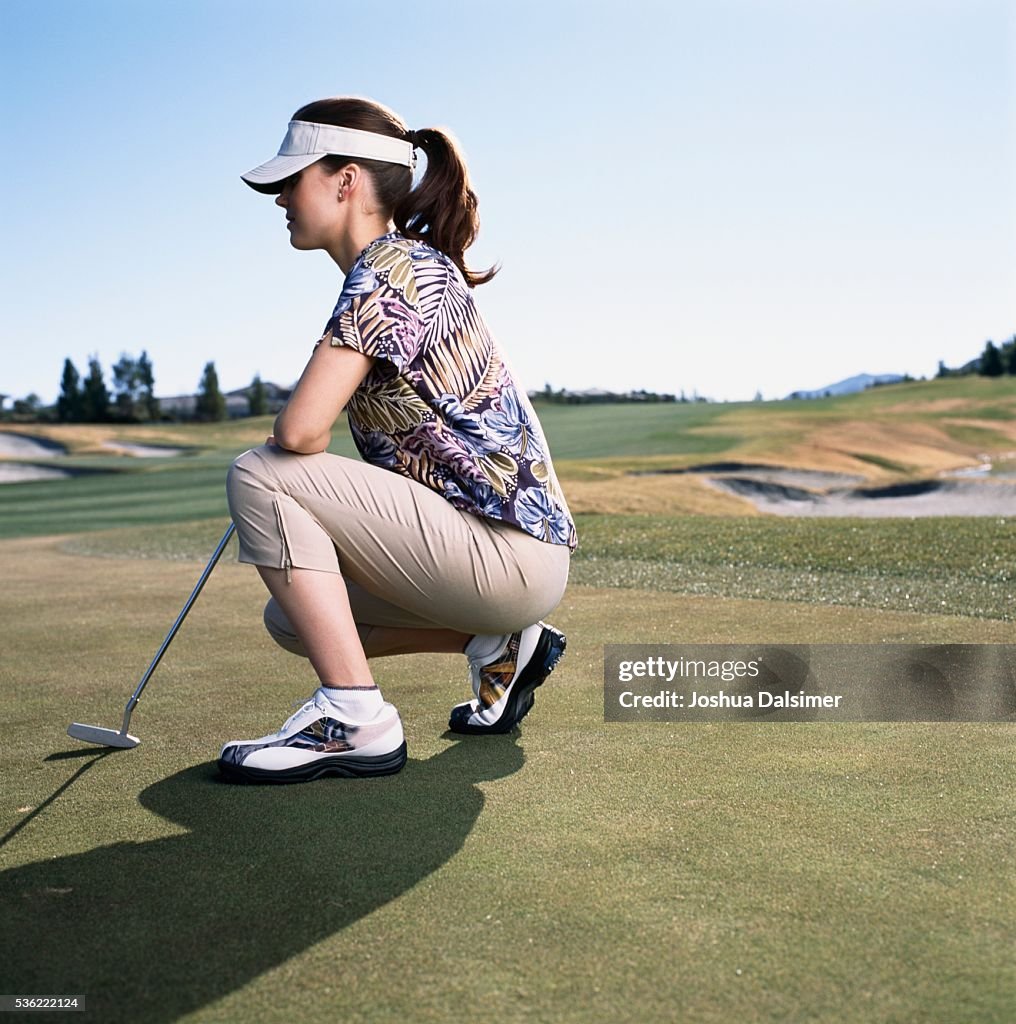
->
[[272, 337, 375, 454]]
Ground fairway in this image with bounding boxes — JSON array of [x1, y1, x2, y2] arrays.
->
[[1, 385, 1014, 1023]]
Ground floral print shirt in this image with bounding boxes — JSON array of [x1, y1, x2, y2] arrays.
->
[[321, 231, 577, 550]]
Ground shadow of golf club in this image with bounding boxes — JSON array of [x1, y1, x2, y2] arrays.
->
[[46, 748, 116, 762], [0, 738, 523, 1021], [0, 751, 114, 851]]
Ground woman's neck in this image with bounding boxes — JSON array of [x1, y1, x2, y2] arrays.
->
[[328, 218, 397, 274]]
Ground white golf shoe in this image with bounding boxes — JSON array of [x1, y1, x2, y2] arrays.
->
[[448, 622, 567, 734], [218, 688, 406, 783]]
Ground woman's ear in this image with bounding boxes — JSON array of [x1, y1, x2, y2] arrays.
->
[[337, 164, 360, 197]]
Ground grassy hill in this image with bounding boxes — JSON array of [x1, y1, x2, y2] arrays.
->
[[3, 375, 1014, 534]]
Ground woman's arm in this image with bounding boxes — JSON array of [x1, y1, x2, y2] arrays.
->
[[272, 336, 375, 454]]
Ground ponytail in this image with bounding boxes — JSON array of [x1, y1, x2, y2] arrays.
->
[[394, 128, 498, 287], [293, 97, 498, 287]]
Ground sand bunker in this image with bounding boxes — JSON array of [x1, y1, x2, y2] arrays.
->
[[698, 466, 1016, 517], [0, 433, 66, 458], [102, 441, 185, 457], [0, 463, 74, 483], [642, 462, 866, 490], [0, 433, 188, 485]]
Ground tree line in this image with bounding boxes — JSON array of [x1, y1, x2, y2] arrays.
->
[[938, 336, 1016, 379], [535, 383, 692, 404], [56, 352, 158, 422], [2, 353, 272, 423]]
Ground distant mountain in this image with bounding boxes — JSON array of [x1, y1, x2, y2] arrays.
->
[[786, 373, 905, 400]]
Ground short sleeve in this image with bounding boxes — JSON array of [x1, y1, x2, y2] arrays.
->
[[322, 247, 425, 372]]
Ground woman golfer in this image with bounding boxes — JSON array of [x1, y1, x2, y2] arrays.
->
[[220, 97, 576, 783]]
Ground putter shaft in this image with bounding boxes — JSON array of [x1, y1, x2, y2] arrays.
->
[[120, 521, 237, 726], [68, 521, 236, 747]]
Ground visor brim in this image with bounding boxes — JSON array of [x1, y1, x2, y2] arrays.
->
[[241, 153, 323, 194]]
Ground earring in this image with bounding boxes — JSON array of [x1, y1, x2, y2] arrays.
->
[[336, 189, 345, 201]]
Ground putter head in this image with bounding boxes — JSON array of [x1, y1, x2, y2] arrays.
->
[[67, 723, 140, 749]]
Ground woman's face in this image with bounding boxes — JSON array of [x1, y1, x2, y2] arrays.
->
[[275, 161, 345, 251]]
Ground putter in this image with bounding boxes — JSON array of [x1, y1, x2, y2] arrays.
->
[[67, 522, 237, 749]]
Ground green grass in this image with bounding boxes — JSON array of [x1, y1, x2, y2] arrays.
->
[[782, 373, 1016, 413], [958, 404, 1016, 421], [0, 458, 234, 537], [61, 513, 1016, 623], [4, 374, 1015, 538], [939, 422, 1013, 448], [0, 538, 1012, 1023], [0, 537, 1013, 1023], [527, 401, 748, 459], [3, 374, 1016, 539], [2, 381, 1015, 1022], [570, 514, 1016, 621], [0, 436, 359, 539]]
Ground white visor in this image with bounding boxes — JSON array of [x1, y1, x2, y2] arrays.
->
[[242, 120, 416, 193]]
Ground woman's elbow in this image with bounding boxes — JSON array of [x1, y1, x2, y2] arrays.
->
[[272, 424, 330, 454]]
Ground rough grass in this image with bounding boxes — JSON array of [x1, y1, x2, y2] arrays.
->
[[570, 514, 1016, 621], [61, 513, 1016, 623]]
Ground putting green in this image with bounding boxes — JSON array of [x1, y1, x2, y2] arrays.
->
[[0, 534, 1012, 1023]]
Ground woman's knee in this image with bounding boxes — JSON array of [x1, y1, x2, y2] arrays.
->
[[226, 446, 277, 524], [226, 446, 267, 496]]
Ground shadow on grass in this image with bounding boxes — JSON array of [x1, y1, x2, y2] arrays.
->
[[0, 738, 522, 1021], [0, 751, 114, 851]]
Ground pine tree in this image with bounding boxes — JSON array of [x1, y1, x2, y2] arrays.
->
[[1005, 337, 1016, 376], [57, 358, 84, 422], [138, 351, 159, 420], [248, 374, 268, 416], [196, 361, 227, 421], [979, 340, 1003, 377], [112, 354, 140, 421], [80, 355, 111, 422]]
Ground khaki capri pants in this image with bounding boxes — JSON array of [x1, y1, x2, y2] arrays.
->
[[226, 445, 571, 656]]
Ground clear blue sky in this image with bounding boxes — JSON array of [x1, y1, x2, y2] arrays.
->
[[2, 0, 1013, 404]]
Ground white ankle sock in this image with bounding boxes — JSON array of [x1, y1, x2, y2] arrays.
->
[[318, 685, 384, 721], [464, 633, 510, 663]]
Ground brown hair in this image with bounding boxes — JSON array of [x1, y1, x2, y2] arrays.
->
[[293, 96, 497, 287]]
